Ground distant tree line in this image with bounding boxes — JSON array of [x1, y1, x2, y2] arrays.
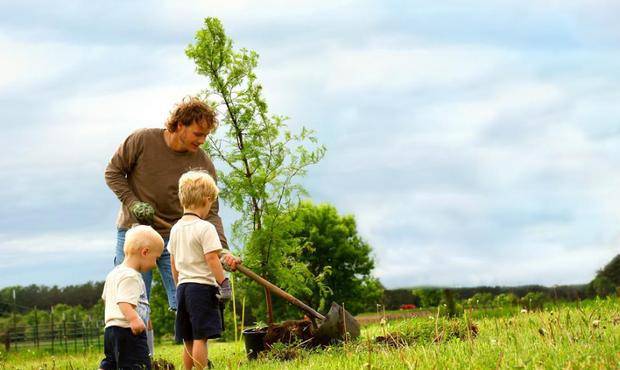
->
[[0, 282, 103, 315], [3, 253, 619, 318], [382, 253, 620, 310], [381, 284, 589, 310]]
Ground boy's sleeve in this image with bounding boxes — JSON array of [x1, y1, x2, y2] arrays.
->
[[115, 275, 142, 306], [201, 223, 223, 255]]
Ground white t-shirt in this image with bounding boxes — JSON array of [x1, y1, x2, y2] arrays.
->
[[168, 218, 223, 286], [101, 264, 149, 328]]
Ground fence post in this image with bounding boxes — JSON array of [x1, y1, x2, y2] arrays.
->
[[50, 307, 55, 354], [12, 289, 17, 350], [34, 306, 38, 349], [63, 313, 68, 354], [96, 320, 101, 349], [73, 314, 77, 352], [87, 315, 92, 348], [82, 321, 86, 351]]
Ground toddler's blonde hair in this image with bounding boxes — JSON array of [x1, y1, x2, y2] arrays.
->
[[178, 170, 219, 209], [123, 225, 164, 255]]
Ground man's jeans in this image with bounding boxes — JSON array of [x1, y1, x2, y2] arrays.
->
[[115, 228, 177, 310]]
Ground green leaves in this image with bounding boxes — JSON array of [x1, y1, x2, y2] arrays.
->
[[187, 18, 326, 320]]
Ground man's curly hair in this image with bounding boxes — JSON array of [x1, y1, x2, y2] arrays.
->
[[165, 96, 218, 132]]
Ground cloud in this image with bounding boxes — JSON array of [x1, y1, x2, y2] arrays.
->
[[1, 0, 619, 289], [374, 239, 616, 288]]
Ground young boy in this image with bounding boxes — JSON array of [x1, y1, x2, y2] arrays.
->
[[99, 225, 164, 370], [169, 170, 239, 370]]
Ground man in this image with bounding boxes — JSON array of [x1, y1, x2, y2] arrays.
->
[[104, 96, 238, 354]]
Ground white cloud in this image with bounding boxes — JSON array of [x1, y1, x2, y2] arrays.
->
[[2, 0, 620, 289], [0, 231, 112, 269], [0, 35, 89, 93], [375, 240, 616, 287], [324, 45, 517, 93]]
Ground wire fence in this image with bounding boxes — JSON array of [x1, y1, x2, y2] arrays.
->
[[2, 315, 103, 354]]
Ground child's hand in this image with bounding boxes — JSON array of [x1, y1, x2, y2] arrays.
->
[[129, 317, 146, 335], [216, 278, 232, 301], [220, 254, 241, 271]]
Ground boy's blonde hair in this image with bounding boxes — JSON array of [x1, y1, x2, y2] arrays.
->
[[123, 225, 164, 255], [178, 170, 219, 209]]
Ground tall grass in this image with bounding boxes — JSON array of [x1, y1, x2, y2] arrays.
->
[[1, 297, 618, 369]]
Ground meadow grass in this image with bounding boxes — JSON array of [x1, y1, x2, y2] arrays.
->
[[1, 297, 618, 369]]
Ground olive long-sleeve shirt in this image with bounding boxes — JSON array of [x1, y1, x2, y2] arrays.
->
[[104, 128, 228, 247]]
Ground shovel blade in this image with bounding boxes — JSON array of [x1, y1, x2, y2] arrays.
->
[[314, 302, 360, 343]]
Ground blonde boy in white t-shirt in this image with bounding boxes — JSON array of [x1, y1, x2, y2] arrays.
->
[[99, 225, 164, 370], [169, 170, 239, 370]]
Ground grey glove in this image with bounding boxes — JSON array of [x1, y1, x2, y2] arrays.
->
[[216, 278, 232, 301], [130, 201, 155, 225]]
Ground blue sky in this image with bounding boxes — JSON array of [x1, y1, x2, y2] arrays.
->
[[1, 0, 619, 289]]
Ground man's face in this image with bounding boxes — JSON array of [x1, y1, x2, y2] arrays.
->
[[177, 121, 210, 153]]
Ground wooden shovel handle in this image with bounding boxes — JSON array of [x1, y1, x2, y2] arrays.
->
[[151, 217, 323, 320], [236, 265, 326, 321], [154, 215, 173, 229]]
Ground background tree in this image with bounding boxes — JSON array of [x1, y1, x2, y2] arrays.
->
[[442, 289, 459, 317], [285, 201, 382, 315], [149, 272, 175, 338], [382, 288, 420, 310], [494, 293, 519, 307], [588, 254, 620, 297], [589, 275, 615, 297], [411, 288, 442, 308], [186, 18, 325, 320], [597, 254, 620, 285], [520, 291, 547, 311], [468, 292, 494, 308]]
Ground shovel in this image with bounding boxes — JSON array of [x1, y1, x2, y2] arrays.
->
[[152, 216, 360, 341], [235, 264, 360, 342]]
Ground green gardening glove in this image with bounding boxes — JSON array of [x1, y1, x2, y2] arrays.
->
[[129, 201, 155, 225]]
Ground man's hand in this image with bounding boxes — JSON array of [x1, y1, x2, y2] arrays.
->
[[220, 254, 241, 272], [216, 278, 232, 301], [129, 316, 146, 335], [129, 201, 155, 225]]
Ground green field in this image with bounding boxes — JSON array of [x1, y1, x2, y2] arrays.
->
[[1, 298, 618, 369]]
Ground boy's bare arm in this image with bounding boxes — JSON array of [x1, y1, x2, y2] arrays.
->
[[170, 255, 179, 286], [204, 251, 225, 284], [118, 302, 145, 335]]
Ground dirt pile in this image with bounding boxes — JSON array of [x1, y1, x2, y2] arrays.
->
[[152, 358, 175, 369], [264, 319, 316, 347]]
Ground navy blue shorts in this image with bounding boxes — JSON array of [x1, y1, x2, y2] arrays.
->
[[100, 326, 150, 370], [175, 283, 223, 342]]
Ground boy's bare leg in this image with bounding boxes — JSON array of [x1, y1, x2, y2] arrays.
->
[[192, 339, 208, 369], [183, 340, 194, 370]]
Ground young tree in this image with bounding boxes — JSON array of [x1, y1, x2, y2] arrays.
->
[[186, 18, 326, 319]]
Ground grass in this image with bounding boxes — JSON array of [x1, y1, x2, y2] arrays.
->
[[1, 297, 618, 369]]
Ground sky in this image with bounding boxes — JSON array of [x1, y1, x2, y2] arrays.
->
[[1, 0, 619, 289]]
